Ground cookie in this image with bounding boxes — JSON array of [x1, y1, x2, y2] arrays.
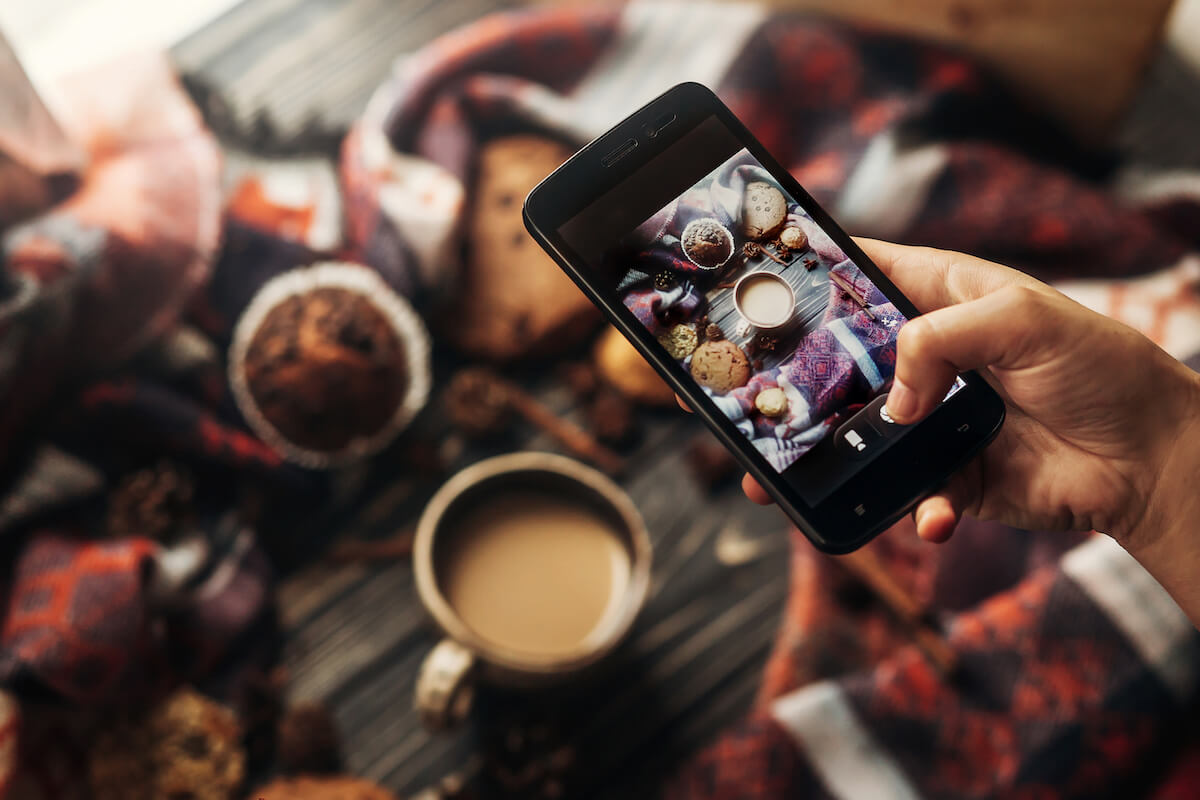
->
[[779, 226, 808, 250], [657, 324, 699, 360], [448, 135, 599, 359], [89, 687, 245, 800], [690, 340, 751, 394], [594, 326, 675, 406], [740, 181, 787, 241], [755, 387, 789, 417], [250, 776, 398, 800], [681, 218, 733, 268]]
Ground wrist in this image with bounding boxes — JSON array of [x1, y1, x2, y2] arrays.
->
[[1122, 365, 1200, 624]]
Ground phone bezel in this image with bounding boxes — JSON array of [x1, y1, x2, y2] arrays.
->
[[524, 82, 1005, 553]]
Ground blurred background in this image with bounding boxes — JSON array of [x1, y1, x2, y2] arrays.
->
[[3, 1, 1200, 799]]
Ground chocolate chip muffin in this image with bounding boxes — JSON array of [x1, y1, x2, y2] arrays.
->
[[230, 262, 431, 467], [89, 687, 245, 800], [242, 286, 405, 453], [681, 218, 733, 269], [250, 776, 398, 800]]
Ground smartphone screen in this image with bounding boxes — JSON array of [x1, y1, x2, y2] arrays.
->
[[557, 116, 963, 505]]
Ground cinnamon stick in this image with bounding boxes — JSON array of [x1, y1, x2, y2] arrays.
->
[[329, 529, 415, 562], [446, 368, 625, 476], [829, 272, 878, 321], [505, 385, 625, 476]]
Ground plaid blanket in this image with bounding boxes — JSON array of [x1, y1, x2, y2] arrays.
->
[[3, 2, 1200, 799]]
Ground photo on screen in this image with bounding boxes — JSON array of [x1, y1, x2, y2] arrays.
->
[[601, 148, 944, 476]]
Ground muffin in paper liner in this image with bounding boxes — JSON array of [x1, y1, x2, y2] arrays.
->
[[680, 217, 734, 270], [229, 261, 431, 469]]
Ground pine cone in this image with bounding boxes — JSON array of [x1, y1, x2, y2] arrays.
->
[[444, 368, 513, 437], [106, 461, 195, 541]]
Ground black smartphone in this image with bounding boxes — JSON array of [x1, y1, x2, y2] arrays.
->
[[524, 82, 1004, 553]]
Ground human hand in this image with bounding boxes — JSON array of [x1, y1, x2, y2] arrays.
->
[[738, 240, 1200, 563]]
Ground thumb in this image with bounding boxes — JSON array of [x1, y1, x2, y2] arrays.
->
[[886, 284, 1056, 423]]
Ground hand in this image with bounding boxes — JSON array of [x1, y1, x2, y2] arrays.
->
[[740, 241, 1200, 565]]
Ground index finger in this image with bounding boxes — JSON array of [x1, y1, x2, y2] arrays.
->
[[854, 238, 1045, 313]]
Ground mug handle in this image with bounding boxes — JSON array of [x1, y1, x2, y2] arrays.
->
[[415, 639, 477, 730]]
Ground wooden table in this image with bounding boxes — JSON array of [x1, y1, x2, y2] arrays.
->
[[275, 373, 792, 797], [174, 2, 795, 795]]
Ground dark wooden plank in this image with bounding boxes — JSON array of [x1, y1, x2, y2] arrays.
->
[[706, 248, 834, 370]]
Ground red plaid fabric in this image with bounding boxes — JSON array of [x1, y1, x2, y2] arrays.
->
[[1, 534, 159, 704]]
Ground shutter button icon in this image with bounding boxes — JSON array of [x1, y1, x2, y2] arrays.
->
[[844, 429, 867, 451]]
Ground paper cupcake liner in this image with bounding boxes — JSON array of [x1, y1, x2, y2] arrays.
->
[[681, 217, 734, 270], [229, 261, 432, 469]]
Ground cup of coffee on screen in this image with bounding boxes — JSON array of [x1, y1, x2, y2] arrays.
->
[[412, 452, 652, 730], [734, 271, 796, 332]]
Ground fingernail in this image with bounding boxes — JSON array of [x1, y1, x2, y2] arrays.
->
[[886, 381, 918, 422]]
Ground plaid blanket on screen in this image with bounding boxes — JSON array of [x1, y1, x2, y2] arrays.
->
[[5, 3, 1200, 798]]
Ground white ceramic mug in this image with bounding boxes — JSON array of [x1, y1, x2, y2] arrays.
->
[[733, 271, 796, 332]]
